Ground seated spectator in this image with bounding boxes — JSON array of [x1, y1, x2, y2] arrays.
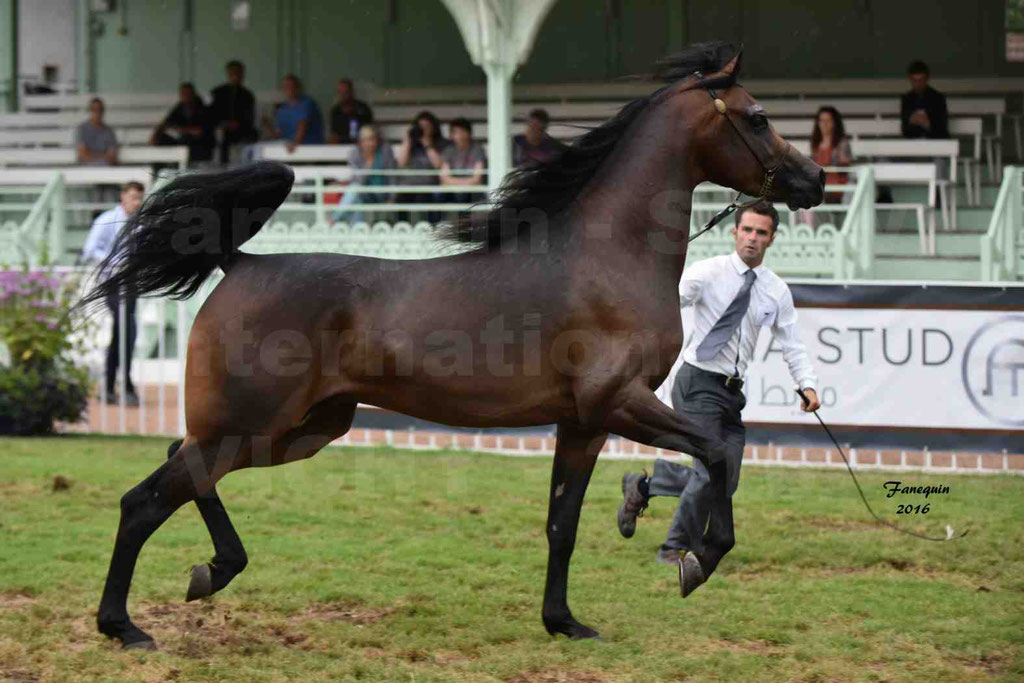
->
[[150, 82, 214, 164], [328, 78, 373, 144], [334, 124, 396, 223], [266, 74, 324, 151], [209, 59, 258, 164], [810, 106, 853, 203], [397, 110, 449, 221], [440, 117, 487, 204], [513, 108, 564, 166], [901, 60, 948, 139], [75, 97, 118, 166]]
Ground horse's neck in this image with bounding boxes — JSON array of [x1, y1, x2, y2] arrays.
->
[[572, 119, 696, 286]]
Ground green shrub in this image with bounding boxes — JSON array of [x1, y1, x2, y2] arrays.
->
[[0, 364, 91, 435], [0, 267, 94, 435]]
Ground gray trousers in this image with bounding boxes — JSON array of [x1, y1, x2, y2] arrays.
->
[[648, 363, 746, 559]]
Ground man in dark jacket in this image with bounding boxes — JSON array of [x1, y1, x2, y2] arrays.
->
[[901, 60, 949, 139], [328, 79, 374, 144], [209, 60, 258, 164]]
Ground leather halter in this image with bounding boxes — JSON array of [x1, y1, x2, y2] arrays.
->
[[686, 71, 791, 243]]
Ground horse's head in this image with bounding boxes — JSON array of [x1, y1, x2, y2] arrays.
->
[[668, 49, 824, 210]]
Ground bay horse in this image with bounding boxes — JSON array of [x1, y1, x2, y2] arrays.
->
[[82, 43, 823, 649]]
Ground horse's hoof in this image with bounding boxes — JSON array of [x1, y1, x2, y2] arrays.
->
[[186, 563, 213, 602], [544, 616, 601, 640], [679, 551, 706, 599], [123, 638, 157, 651]]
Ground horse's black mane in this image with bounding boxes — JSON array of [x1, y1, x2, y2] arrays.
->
[[437, 41, 741, 251]]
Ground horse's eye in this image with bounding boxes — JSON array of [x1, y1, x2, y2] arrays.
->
[[751, 114, 769, 131]]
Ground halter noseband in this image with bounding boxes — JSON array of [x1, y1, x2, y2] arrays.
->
[[687, 71, 791, 243]]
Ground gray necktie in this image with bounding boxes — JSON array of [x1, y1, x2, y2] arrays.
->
[[696, 269, 757, 362]]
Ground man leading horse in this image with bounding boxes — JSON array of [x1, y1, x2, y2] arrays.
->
[[618, 200, 821, 597]]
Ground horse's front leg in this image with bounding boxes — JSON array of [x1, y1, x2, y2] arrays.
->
[[542, 422, 607, 640]]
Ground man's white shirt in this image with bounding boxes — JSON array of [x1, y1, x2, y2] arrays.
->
[[82, 204, 129, 264], [679, 251, 817, 391]]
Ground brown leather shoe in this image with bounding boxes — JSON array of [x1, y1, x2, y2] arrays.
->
[[678, 551, 706, 598], [616, 471, 649, 538]]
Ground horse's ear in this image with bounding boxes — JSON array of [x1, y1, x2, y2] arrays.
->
[[722, 46, 743, 78]]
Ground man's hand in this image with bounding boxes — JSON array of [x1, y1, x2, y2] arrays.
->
[[799, 388, 821, 412], [909, 109, 930, 129]]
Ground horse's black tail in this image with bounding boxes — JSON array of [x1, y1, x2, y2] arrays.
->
[[76, 161, 294, 312]]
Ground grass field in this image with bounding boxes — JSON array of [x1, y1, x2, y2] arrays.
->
[[1, 436, 1022, 682]]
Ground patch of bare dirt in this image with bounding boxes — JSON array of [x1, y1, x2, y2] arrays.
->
[[705, 638, 787, 655], [0, 670, 40, 683], [298, 600, 397, 625], [0, 589, 37, 610], [953, 651, 1010, 674], [805, 517, 877, 531], [506, 669, 608, 683]]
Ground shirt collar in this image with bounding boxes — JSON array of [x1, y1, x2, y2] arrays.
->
[[729, 250, 767, 278]]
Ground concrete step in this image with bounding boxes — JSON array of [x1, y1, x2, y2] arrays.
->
[[872, 255, 981, 281], [875, 231, 983, 258]]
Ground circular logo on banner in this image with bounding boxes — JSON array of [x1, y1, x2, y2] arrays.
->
[[961, 315, 1024, 427]]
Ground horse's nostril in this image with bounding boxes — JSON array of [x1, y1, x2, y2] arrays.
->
[[818, 169, 826, 188]]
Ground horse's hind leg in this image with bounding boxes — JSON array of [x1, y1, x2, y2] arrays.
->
[[97, 398, 357, 649], [97, 438, 235, 649], [541, 422, 607, 640], [159, 440, 249, 602]]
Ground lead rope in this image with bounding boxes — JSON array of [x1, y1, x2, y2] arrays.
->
[[795, 389, 970, 543]]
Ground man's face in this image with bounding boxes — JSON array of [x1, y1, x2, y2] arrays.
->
[[909, 72, 928, 94], [121, 188, 143, 215], [732, 211, 775, 264], [282, 78, 299, 99], [452, 126, 471, 147], [179, 86, 195, 105], [89, 101, 104, 122], [525, 116, 546, 141], [227, 65, 244, 85], [337, 81, 353, 101]]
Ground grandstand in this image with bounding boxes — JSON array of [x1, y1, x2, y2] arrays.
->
[[1, 0, 1021, 458]]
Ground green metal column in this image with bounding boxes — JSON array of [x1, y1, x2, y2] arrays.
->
[[9, 0, 17, 111], [77, 0, 92, 92]]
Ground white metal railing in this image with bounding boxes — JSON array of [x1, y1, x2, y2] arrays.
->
[[980, 166, 1022, 281], [835, 166, 876, 279], [1, 173, 66, 265]]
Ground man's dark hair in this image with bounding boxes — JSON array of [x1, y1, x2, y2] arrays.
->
[[450, 117, 472, 135], [528, 108, 550, 125], [89, 97, 104, 108], [226, 60, 244, 70], [907, 60, 929, 76], [122, 181, 145, 193], [179, 82, 196, 94], [338, 77, 354, 89], [283, 73, 302, 89], [735, 200, 779, 233]]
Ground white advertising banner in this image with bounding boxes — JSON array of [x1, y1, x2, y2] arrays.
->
[[661, 307, 1024, 432]]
